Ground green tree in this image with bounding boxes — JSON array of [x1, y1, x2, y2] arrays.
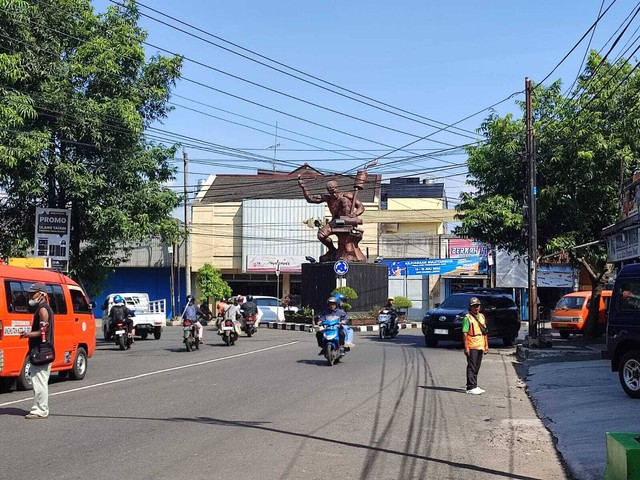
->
[[456, 52, 638, 338], [331, 286, 357, 311], [197, 264, 231, 305], [0, 0, 182, 293]]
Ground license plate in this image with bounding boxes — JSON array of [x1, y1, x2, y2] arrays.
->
[[434, 329, 448, 335], [556, 323, 569, 328], [183, 327, 191, 331], [115, 329, 125, 335], [222, 326, 233, 331]]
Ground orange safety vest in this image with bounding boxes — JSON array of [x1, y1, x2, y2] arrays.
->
[[465, 312, 488, 351]]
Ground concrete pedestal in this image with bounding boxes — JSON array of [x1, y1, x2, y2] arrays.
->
[[301, 262, 388, 314]]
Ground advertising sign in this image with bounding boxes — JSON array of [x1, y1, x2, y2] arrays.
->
[[34, 207, 71, 272], [246, 255, 307, 273], [383, 258, 483, 277]]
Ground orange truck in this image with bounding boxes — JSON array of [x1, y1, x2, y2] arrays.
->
[[551, 290, 612, 338], [0, 265, 96, 391]]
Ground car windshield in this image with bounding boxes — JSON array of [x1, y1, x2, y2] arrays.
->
[[555, 296, 585, 310], [255, 298, 278, 307], [440, 295, 474, 309]]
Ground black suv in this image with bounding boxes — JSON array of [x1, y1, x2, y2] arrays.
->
[[422, 289, 520, 348], [603, 263, 640, 399]]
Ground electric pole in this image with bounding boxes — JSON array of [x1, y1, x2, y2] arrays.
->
[[183, 148, 191, 297], [525, 78, 538, 341]]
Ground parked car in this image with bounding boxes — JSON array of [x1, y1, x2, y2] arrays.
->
[[603, 264, 640, 398], [551, 290, 612, 339], [422, 289, 520, 348]]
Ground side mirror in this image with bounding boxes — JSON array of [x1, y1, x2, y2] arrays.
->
[[435, 303, 441, 308], [89, 301, 96, 309]]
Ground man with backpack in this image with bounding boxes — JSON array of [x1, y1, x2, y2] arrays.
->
[[109, 295, 135, 342]]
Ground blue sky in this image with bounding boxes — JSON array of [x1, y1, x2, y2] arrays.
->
[[92, 1, 638, 207]]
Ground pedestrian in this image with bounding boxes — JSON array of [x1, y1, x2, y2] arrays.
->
[[463, 297, 488, 395], [19, 282, 55, 418]]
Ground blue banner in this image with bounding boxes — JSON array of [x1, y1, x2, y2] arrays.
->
[[382, 257, 487, 277]]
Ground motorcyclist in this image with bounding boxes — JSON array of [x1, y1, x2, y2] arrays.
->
[[182, 295, 204, 344], [199, 299, 213, 324], [315, 297, 353, 355], [109, 294, 135, 342], [219, 297, 242, 336], [240, 295, 259, 330], [378, 296, 399, 333]]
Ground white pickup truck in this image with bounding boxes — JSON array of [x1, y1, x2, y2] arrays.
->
[[102, 293, 166, 340]]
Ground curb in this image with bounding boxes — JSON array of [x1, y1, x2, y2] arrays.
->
[[516, 344, 604, 361], [265, 321, 422, 333]]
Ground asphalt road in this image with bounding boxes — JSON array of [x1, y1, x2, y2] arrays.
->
[[0, 327, 567, 480]]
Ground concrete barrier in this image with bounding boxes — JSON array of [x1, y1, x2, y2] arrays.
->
[[605, 432, 640, 480]]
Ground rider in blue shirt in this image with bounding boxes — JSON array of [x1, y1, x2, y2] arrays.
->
[[316, 297, 354, 355]]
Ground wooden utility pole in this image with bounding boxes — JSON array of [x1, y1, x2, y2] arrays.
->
[[525, 78, 538, 340], [183, 148, 191, 297]]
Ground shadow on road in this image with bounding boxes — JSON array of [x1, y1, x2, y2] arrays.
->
[[418, 385, 466, 394], [0, 407, 29, 416], [51, 412, 544, 480]]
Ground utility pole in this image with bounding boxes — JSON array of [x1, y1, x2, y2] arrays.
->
[[525, 78, 538, 341], [183, 148, 191, 297]]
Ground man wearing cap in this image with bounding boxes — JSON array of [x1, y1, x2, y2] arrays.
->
[[378, 296, 399, 334], [463, 297, 489, 395], [19, 282, 54, 418]]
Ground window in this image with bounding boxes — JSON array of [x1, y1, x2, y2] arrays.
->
[[46, 284, 67, 315], [6, 281, 28, 313], [617, 282, 640, 312], [255, 297, 278, 307], [555, 296, 585, 310], [70, 287, 91, 313]]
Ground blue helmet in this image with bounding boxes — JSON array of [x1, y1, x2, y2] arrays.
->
[[334, 293, 347, 306], [113, 294, 124, 305]]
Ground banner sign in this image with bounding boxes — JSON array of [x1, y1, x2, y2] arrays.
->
[[449, 239, 489, 258], [34, 207, 71, 272], [382, 258, 484, 277], [246, 255, 307, 273]]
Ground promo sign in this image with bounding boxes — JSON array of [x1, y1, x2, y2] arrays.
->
[[35, 207, 71, 272]]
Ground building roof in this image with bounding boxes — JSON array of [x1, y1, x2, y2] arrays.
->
[[200, 164, 381, 203]]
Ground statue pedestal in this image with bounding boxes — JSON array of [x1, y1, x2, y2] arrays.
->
[[301, 262, 389, 315]]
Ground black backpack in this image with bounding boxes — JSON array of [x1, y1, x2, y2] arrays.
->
[[111, 305, 126, 323]]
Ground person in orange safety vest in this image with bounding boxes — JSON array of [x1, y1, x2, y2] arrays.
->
[[463, 297, 489, 395]]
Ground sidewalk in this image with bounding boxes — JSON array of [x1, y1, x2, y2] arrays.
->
[[515, 326, 636, 480]]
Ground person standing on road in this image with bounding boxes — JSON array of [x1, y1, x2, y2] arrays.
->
[[19, 282, 54, 419], [463, 297, 489, 395]]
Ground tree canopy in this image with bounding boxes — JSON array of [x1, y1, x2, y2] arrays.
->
[[0, 0, 183, 293], [455, 52, 640, 336], [196, 264, 231, 304]]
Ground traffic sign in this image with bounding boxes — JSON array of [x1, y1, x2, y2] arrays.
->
[[334, 260, 349, 276]]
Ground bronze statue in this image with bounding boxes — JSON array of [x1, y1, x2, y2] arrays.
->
[[298, 172, 369, 263]]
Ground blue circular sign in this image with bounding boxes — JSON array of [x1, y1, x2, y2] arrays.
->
[[334, 260, 349, 276]]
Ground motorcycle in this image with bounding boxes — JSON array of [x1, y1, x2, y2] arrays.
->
[[321, 315, 345, 366], [113, 319, 133, 351], [242, 314, 257, 337], [220, 318, 239, 346], [378, 309, 398, 339], [183, 319, 200, 352]]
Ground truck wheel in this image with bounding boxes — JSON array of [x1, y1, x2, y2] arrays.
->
[[17, 357, 33, 391], [425, 332, 439, 348], [154, 327, 162, 340], [559, 331, 570, 339], [140, 333, 149, 340], [502, 335, 516, 347], [619, 350, 640, 399], [70, 348, 87, 380], [103, 325, 112, 341]]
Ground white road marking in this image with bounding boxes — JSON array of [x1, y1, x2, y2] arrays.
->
[[0, 341, 299, 407]]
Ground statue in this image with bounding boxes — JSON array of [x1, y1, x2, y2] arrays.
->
[[298, 170, 370, 263]]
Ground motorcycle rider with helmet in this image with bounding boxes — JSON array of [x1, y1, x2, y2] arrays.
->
[[182, 295, 204, 344], [240, 295, 259, 329], [315, 297, 354, 355], [378, 296, 399, 333], [109, 295, 135, 342]]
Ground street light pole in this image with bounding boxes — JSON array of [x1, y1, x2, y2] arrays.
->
[[275, 260, 281, 303], [525, 77, 539, 341]]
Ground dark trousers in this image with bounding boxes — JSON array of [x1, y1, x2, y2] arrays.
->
[[466, 349, 484, 390]]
